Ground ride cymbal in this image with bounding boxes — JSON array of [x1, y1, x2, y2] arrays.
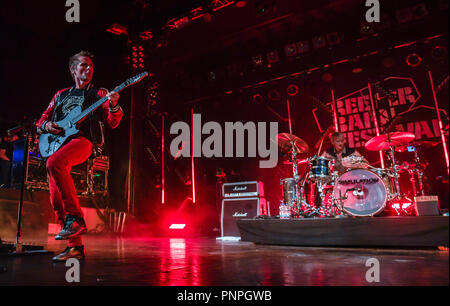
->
[[365, 132, 415, 151]]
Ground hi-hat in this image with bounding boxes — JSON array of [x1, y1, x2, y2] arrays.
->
[[277, 133, 309, 154], [365, 132, 415, 151]]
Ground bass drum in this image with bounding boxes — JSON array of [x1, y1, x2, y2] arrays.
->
[[332, 168, 387, 217]]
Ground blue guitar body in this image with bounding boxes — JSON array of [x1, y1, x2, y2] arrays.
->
[[38, 106, 82, 158]]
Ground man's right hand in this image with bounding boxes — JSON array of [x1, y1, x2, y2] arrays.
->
[[45, 122, 62, 134]]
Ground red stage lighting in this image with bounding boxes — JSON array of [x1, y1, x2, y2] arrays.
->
[[266, 51, 279, 65], [235, 1, 247, 8], [389, 199, 416, 216], [106, 23, 128, 36], [286, 84, 299, 96]]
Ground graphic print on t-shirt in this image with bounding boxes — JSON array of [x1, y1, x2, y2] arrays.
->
[[61, 95, 84, 118]]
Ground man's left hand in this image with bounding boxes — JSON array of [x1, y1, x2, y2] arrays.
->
[[107, 91, 120, 106]]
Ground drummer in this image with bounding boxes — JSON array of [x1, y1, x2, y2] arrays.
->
[[321, 132, 368, 173]]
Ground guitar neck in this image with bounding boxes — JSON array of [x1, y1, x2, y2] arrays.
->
[[71, 72, 148, 124], [72, 82, 128, 124]]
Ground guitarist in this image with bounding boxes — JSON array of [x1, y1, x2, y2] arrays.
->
[[37, 51, 123, 262]]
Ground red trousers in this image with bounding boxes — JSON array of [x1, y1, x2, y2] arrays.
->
[[46, 136, 93, 247]]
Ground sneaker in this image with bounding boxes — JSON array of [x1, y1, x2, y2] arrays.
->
[[52, 246, 85, 262], [55, 215, 87, 240]]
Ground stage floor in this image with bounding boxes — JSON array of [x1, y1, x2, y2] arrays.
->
[[0, 235, 448, 286]]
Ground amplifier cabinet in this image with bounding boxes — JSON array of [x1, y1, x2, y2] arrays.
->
[[222, 181, 264, 198], [221, 197, 266, 237]]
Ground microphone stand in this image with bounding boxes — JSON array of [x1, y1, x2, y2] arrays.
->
[[1, 122, 52, 256]]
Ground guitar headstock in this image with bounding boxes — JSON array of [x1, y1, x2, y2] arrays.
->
[[113, 72, 150, 93], [126, 72, 149, 85]]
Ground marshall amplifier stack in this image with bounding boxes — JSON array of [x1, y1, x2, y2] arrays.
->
[[221, 181, 269, 237]]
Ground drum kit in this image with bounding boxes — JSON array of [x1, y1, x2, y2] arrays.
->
[[278, 131, 434, 218]]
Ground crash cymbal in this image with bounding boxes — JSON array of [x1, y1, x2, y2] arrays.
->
[[277, 133, 309, 154], [365, 132, 415, 151], [395, 140, 440, 152]]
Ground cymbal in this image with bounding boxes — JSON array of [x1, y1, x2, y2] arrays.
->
[[395, 140, 440, 152], [365, 132, 415, 151], [277, 133, 309, 154], [282, 158, 309, 165]]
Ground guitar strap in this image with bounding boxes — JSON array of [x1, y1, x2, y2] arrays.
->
[[84, 85, 105, 157]]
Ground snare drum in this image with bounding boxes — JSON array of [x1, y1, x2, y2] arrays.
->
[[332, 168, 387, 217], [309, 156, 333, 182]]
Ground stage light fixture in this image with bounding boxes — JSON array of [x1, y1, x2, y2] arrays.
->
[[267, 50, 279, 65], [106, 23, 128, 36], [321, 71, 333, 83], [130, 44, 144, 70], [350, 57, 364, 74], [375, 13, 391, 31], [284, 43, 297, 57], [406, 53, 422, 67], [251, 55, 264, 68], [253, 93, 264, 104], [382, 56, 396, 68], [396, 7, 413, 24], [412, 3, 428, 19], [431, 45, 447, 60], [256, 0, 276, 16], [296, 40, 310, 53], [267, 89, 281, 101], [235, 1, 247, 8], [312, 35, 326, 49], [286, 84, 299, 96], [207, 71, 216, 81], [359, 21, 374, 36], [326, 32, 341, 46], [139, 30, 153, 41]]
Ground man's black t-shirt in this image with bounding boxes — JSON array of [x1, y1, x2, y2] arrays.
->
[[53, 87, 103, 143]]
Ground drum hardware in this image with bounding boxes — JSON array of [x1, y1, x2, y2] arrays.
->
[[396, 140, 437, 197], [365, 132, 416, 204], [277, 133, 309, 180], [277, 133, 310, 218]]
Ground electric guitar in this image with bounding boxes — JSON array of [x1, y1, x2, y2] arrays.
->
[[39, 72, 149, 158]]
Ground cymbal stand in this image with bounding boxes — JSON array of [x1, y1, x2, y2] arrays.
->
[[388, 145, 414, 215], [294, 159, 318, 217], [388, 145, 403, 199], [315, 180, 335, 217], [290, 141, 300, 180], [413, 150, 426, 196]]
